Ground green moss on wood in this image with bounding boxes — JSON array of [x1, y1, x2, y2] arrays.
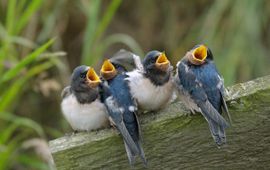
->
[[49, 75, 270, 170]]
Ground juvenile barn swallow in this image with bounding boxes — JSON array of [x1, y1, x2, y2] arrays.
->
[[174, 45, 231, 146], [61, 65, 109, 132], [100, 59, 147, 166], [109, 49, 143, 71], [125, 51, 174, 111]]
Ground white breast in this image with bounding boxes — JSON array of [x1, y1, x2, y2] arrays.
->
[[126, 70, 174, 111], [61, 94, 109, 131]]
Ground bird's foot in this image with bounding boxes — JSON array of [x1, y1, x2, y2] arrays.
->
[[183, 109, 199, 116]]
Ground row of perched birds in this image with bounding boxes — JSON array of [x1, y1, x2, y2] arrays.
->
[[61, 44, 232, 166]]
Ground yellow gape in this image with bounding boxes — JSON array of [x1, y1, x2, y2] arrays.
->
[[86, 68, 101, 88], [100, 60, 117, 80], [155, 53, 170, 72], [189, 45, 208, 65]]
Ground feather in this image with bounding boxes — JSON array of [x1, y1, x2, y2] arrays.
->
[[105, 96, 140, 155], [61, 86, 71, 99], [197, 100, 229, 128], [220, 91, 232, 125], [176, 57, 229, 146]]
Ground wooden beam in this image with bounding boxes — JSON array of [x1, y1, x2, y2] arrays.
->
[[49, 75, 270, 169]]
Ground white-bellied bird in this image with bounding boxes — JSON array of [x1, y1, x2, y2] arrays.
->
[[125, 51, 174, 112], [61, 65, 109, 132]]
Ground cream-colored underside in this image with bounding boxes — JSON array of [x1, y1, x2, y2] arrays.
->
[[126, 70, 174, 111], [61, 94, 109, 131]]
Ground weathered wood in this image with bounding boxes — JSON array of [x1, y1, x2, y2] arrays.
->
[[49, 75, 270, 169]]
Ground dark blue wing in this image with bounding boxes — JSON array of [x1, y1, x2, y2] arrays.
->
[[102, 74, 146, 165], [193, 60, 231, 124], [100, 82, 140, 156], [109, 74, 139, 139], [177, 59, 229, 145], [109, 74, 146, 165], [178, 60, 228, 126]]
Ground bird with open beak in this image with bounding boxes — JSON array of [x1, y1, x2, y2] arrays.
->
[[61, 65, 109, 132], [125, 51, 174, 112], [174, 44, 232, 146], [100, 59, 147, 166]]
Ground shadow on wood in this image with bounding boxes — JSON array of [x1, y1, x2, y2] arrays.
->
[[49, 75, 270, 169]]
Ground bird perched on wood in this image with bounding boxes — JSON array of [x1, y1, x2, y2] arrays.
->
[[61, 65, 109, 132], [100, 59, 147, 166], [124, 50, 174, 112], [174, 44, 231, 146]]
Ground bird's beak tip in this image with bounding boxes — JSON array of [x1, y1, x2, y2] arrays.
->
[[100, 60, 117, 80], [86, 68, 101, 88], [192, 45, 207, 61], [156, 53, 169, 64], [155, 53, 170, 71], [188, 45, 208, 65]]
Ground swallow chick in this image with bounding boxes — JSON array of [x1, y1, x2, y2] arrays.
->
[[125, 51, 174, 112], [174, 44, 231, 146], [100, 60, 147, 166], [109, 49, 143, 71], [61, 65, 109, 132]]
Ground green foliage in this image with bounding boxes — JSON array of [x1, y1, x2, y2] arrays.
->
[[0, 39, 54, 85], [81, 0, 143, 66], [0, 0, 59, 169], [181, 0, 270, 85], [0, 112, 47, 170]]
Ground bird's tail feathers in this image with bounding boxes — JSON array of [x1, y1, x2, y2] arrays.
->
[[137, 141, 147, 167], [208, 119, 226, 146], [116, 122, 140, 156], [124, 140, 147, 167], [124, 141, 136, 166], [198, 101, 229, 128], [197, 101, 228, 146], [221, 94, 232, 125]]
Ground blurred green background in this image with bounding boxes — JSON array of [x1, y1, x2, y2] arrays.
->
[[0, 0, 270, 169]]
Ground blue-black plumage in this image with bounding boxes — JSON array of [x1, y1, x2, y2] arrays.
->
[[175, 45, 231, 146], [100, 60, 147, 166], [108, 49, 175, 112]]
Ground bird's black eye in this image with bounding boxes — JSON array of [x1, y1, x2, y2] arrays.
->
[[80, 73, 86, 78], [151, 57, 157, 63]]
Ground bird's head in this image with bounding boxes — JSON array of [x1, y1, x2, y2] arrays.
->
[[143, 51, 170, 73], [142, 50, 172, 85], [71, 65, 101, 92], [109, 49, 140, 71], [100, 59, 117, 80], [188, 44, 213, 65]]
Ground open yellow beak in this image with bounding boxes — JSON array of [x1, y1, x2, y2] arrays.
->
[[155, 53, 170, 72], [192, 45, 207, 63], [100, 59, 117, 80], [86, 68, 101, 88]]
